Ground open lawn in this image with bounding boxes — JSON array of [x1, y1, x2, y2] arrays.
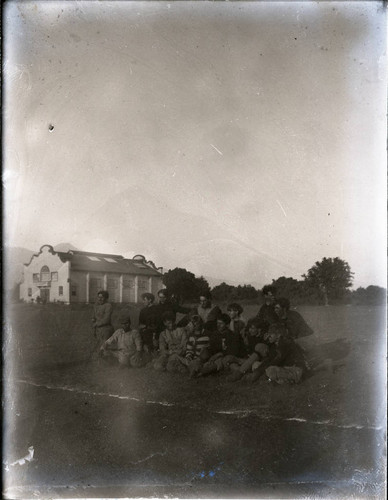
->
[[3, 303, 386, 498]]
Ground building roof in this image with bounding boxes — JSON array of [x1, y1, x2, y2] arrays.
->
[[26, 245, 163, 277]]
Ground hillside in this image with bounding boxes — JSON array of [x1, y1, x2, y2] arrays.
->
[[72, 186, 286, 286]]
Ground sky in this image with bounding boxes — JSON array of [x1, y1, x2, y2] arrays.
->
[[4, 1, 387, 289]]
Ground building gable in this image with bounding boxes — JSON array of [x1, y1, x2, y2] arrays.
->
[[20, 244, 164, 304]]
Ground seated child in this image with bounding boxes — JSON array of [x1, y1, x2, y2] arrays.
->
[[227, 317, 270, 382], [227, 303, 245, 335], [153, 311, 188, 373], [246, 323, 308, 384], [184, 315, 210, 377], [99, 310, 150, 368], [200, 313, 246, 376]]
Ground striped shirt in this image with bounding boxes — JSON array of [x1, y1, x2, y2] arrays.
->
[[185, 331, 210, 360]]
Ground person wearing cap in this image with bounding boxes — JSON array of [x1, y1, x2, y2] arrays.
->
[[92, 290, 114, 352], [227, 303, 245, 335], [153, 311, 188, 372], [184, 315, 210, 377], [255, 285, 278, 334], [99, 310, 150, 368], [200, 313, 246, 376], [274, 297, 313, 339]]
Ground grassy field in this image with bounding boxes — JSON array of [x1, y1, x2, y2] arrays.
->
[[3, 302, 386, 498], [5, 302, 386, 428]]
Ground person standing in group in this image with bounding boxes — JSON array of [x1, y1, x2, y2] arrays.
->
[[155, 289, 191, 333], [194, 291, 222, 331], [255, 285, 278, 333], [274, 297, 314, 339], [138, 293, 159, 353], [92, 290, 114, 353]]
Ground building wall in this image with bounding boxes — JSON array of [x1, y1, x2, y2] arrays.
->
[[122, 275, 136, 303], [71, 272, 162, 304], [69, 271, 88, 303], [137, 276, 149, 298], [106, 274, 121, 303], [88, 273, 105, 304], [151, 276, 163, 297], [19, 245, 164, 304], [19, 246, 70, 303]]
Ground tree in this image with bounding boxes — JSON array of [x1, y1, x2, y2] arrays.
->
[[352, 285, 386, 306], [271, 276, 305, 303], [303, 257, 354, 305], [211, 282, 236, 302], [211, 282, 259, 302], [194, 276, 211, 298], [234, 284, 258, 300], [162, 268, 210, 303]]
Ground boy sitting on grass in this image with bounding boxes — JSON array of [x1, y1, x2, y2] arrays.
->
[[246, 323, 308, 384], [227, 303, 245, 336], [153, 311, 188, 373], [184, 315, 210, 378], [200, 313, 246, 376], [226, 317, 270, 382], [99, 310, 150, 368]]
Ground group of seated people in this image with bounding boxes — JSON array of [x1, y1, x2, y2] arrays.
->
[[92, 286, 315, 385]]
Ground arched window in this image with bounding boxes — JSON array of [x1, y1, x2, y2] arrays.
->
[[40, 266, 51, 281]]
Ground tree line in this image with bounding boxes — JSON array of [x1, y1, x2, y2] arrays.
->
[[163, 257, 386, 306]]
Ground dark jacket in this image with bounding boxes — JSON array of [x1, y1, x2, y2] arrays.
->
[[194, 304, 222, 330], [253, 336, 307, 378], [229, 319, 245, 336], [154, 301, 191, 333], [255, 303, 278, 333], [279, 310, 313, 339], [272, 336, 307, 369], [209, 328, 246, 358], [245, 332, 267, 355], [138, 304, 160, 351], [138, 304, 159, 330]]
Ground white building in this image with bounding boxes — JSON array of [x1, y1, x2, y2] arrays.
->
[[19, 245, 164, 304]]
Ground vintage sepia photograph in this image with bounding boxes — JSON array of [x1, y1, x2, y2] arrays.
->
[[3, 1, 387, 498]]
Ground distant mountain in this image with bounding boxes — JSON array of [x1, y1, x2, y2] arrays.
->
[[72, 186, 288, 288], [5, 185, 293, 292], [53, 242, 79, 252], [4, 246, 35, 289]]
